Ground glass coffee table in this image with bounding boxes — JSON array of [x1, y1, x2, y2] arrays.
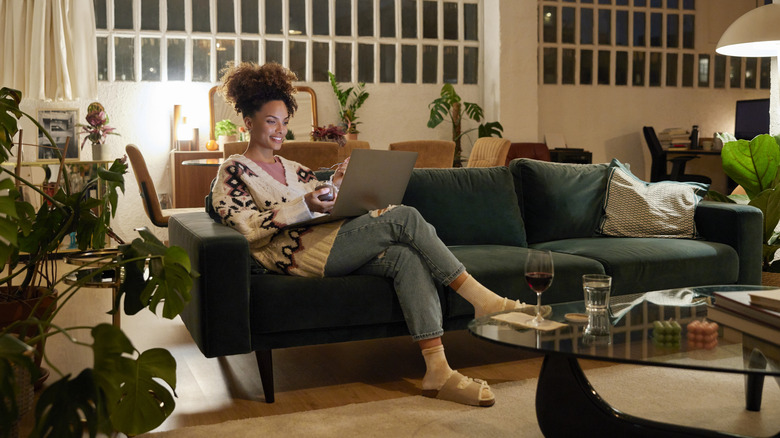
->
[[468, 285, 780, 438]]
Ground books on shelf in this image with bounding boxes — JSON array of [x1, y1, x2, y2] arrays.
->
[[714, 290, 780, 329], [706, 306, 780, 344], [749, 289, 780, 312]]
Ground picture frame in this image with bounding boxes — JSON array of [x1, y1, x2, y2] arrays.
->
[[37, 109, 80, 161]]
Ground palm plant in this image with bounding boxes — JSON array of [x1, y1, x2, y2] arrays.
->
[[328, 72, 369, 135]]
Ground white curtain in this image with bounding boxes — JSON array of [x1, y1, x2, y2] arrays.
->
[[0, 0, 97, 101]]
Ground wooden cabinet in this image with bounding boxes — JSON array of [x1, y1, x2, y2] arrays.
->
[[170, 151, 222, 208]]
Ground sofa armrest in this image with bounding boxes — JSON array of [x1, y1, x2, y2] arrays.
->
[[694, 200, 763, 285], [169, 212, 252, 357]]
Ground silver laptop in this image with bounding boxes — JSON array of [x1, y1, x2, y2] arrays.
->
[[287, 148, 418, 227]]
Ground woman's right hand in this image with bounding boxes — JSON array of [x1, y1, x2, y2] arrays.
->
[[304, 187, 336, 213]]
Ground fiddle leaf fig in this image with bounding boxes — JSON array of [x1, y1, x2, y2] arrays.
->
[[721, 134, 780, 198]]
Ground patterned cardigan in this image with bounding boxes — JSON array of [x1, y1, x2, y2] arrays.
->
[[211, 154, 344, 277]]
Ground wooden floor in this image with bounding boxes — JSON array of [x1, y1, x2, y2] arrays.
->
[[19, 262, 614, 434]]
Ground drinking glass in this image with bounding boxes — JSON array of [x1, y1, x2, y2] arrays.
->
[[525, 249, 554, 326]]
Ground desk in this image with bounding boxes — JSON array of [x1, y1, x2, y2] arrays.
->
[[665, 148, 721, 156], [170, 151, 222, 208]]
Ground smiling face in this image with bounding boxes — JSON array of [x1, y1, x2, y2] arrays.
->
[[244, 100, 289, 160]]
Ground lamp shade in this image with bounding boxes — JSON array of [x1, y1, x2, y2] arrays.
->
[[717, 4, 780, 57]]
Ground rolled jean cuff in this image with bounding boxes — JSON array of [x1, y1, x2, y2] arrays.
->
[[412, 329, 445, 342], [442, 265, 466, 287]]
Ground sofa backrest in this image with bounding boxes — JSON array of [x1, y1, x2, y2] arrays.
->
[[402, 167, 527, 247], [510, 159, 610, 244]]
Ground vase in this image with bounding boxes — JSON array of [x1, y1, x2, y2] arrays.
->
[[91, 142, 103, 161]]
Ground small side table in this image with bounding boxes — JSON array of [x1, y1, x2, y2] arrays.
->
[[63, 249, 122, 328]]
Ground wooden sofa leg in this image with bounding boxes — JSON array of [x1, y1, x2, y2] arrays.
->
[[255, 349, 275, 403]]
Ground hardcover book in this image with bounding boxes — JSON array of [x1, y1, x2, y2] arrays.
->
[[714, 291, 780, 329], [748, 289, 780, 312]]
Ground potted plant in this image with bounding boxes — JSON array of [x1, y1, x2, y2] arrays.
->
[[215, 119, 239, 147], [426, 83, 504, 167], [0, 87, 195, 437], [328, 72, 369, 138], [707, 133, 780, 272], [76, 101, 119, 161], [311, 124, 346, 147]]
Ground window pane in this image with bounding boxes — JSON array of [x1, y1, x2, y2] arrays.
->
[[115, 0, 133, 30], [216, 39, 235, 75], [581, 49, 593, 84], [581, 8, 593, 44], [650, 0, 662, 7], [682, 14, 694, 49], [543, 47, 557, 84], [266, 40, 283, 64], [649, 52, 662, 86], [358, 0, 373, 36], [599, 0, 611, 4], [167, 38, 185, 81], [633, 12, 645, 46], [141, 0, 159, 31], [402, 0, 417, 38], [242, 0, 259, 33], [615, 50, 628, 85], [666, 14, 678, 48], [562, 7, 576, 44], [290, 0, 306, 35], [422, 45, 437, 83], [335, 42, 352, 82], [729, 57, 742, 88], [464, 4, 478, 41], [290, 41, 306, 79], [97, 37, 108, 80], [543, 6, 557, 43], [562, 48, 576, 84], [616, 10, 628, 46], [632, 51, 645, 86], [115, 37, 135, 81], [668, 0, 679, 8], [241, 40, 259, 63], [714, 54, 726, 88], [423, 1, 437, 39], [313, 42, 330, 81], [167, 0, 185, 31], [358, 43, 374, 82], [761, 58, 771, 89], [380, 44, 395, 83], [380, 0, 396, 38], [683, 0, 695, 10], [682, 53, 694, 87], [464, 46, 478, 84], [217, 0, 235, 33], [598, 9, 610, 45], [650, 13, 662, 47], [142, 37, 161, 81], [666, 53, 677, 86], [192, 0, 210, 32], [745, 57, 757, 89], [336, 0, 351, 36], [634, 0, 646, 6], [313, 0, 329, 35], [266, 0, 283, 34], [698, 54, 709, 87], [94, 0, 107, 29], [443, 46, 457, 83], [598, 50, 610, 85], [444, 2, 458, 40], [402, 45, 417, 83], [192, 39, 211, 82]]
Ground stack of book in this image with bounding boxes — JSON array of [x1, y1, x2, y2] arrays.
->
[[658, 128, 691, 149], [707, 289, 780, 344]]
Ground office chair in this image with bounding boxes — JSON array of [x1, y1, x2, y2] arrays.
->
[[389, 140, 455, 168], [466, 138, 511, 168], [125, 144, 203, 228], [642, 127, 711, 184]]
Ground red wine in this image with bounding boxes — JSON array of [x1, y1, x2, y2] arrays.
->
[[525, 272, 553, 292]]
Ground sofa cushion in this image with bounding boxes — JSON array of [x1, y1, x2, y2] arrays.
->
[[510, 159, 610, 244], [598, 160, 709, 238], [402, 167, 527, 246]]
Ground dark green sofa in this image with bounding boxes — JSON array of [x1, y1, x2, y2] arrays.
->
[[168, 158, 762, 402]]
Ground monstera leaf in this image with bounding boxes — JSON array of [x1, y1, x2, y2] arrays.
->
[[721, 134, 780, 199]]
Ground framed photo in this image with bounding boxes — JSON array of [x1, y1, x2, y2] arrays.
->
[[37, 109, 79, 161]]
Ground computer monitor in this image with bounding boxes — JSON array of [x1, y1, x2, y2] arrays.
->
[[734, 98, 770, 141]]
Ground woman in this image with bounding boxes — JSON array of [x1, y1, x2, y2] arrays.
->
[[211, 62, 522, 407]]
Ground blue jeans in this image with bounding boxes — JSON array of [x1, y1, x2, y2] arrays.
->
[[324, 206, 465, 341]]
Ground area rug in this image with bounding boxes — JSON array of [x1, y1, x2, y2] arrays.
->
[[144, 363, 780, 437]]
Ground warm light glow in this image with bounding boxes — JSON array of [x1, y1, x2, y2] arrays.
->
[[177, 116, 193, 141], [716, 4, 780, 57]]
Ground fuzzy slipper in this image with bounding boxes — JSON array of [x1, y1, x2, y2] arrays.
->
[[421, 371, 495, 407]]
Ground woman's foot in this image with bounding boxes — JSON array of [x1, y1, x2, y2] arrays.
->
[[422, 370, 495, 407], [475, 296, 526, 318]]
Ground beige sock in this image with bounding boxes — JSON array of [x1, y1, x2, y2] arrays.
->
[[421, 345, 454, 391], [455, 275, 516, 317]]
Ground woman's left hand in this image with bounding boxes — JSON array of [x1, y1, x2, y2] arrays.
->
[[331, 157, 349, 188]]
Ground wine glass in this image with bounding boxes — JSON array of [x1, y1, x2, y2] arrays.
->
[[525, 249, 554, 326]]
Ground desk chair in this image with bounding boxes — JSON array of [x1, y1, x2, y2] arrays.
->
[[388, 140, 455, 168], [642, 127, 712, 184], [466, 138, 511, 168], [277, 141, 340, 170], [126, 144, 203, 228]]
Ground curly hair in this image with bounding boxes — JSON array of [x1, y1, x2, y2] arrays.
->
[[219, 62, 298, 119]]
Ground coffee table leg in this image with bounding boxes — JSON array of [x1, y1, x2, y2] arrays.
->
[[744, 347, 767, 412], [535, 354, 742, 438]]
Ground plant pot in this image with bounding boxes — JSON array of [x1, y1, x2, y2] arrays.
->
[[217, 134, 239, 149], [345, 133, 358, 141], [7, 350, 34, 438], [91, 142, 103, 161]]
